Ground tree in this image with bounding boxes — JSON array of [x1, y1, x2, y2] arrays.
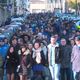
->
[[14, 0, 17, 15], [77, 2, 80, 15], [69, 1, 76, 9], [69, 0, 80, 15]]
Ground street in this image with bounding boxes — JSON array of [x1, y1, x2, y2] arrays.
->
[[0, 0, 80, 80]]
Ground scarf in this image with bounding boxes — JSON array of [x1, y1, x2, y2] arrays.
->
[[32, 48, 42, 64]]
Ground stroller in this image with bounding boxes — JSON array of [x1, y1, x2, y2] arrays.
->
[[31, 64, 45, 80]]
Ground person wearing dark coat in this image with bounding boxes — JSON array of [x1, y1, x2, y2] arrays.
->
[[60, 38, 72, 80], [17, 45, 31, 80], [11, 38, 20, 80], [6, 46, 18, 80]]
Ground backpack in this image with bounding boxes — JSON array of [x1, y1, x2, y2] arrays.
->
[[0, 55, 3, 68]]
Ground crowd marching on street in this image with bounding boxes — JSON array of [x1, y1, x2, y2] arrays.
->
[[0, 12, 80, 80]]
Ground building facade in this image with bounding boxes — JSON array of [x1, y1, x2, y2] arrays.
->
[[29, 0, 49, 13], [16, 0, 30, 15], [29, 0, 66, 13], [0, 0, 14, 26]]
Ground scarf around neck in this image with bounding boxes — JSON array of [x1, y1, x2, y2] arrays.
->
[[32, 48, 42, 64]]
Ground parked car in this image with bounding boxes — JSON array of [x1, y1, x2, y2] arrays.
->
[[11, 17, 24, 23]]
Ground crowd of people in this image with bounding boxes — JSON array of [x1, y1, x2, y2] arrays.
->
[[0, 12, 80, 80]]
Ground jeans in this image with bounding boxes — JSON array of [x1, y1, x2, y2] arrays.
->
[[60, 68, 71, 80], [49, 64, 60, 80], [73, 71, 77, 80], [3, 69, 7, 80]]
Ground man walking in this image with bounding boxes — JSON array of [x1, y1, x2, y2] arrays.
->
[[60, 38, 72, 80], [48, 36, 61, 80]]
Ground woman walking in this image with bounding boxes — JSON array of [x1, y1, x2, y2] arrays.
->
[[18, 44, 31, 80], [6, 46, 18, 80]]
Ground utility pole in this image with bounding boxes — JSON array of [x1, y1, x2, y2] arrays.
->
[[75, 0, 78, 16], [65, 0, 69, 13]]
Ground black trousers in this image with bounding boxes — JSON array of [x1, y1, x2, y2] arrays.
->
[[60, 68, 71, 80]]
